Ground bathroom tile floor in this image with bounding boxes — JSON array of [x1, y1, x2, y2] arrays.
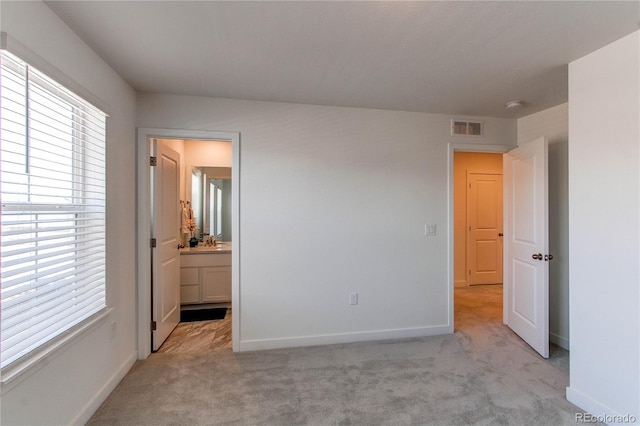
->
[[157, 307, 232, 354]]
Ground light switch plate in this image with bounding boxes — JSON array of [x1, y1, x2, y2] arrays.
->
[[349, 292, 358, 305], [425, 224, 437, 236]]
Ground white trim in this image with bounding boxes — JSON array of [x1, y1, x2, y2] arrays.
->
[[239, 325, 453, 352], [447, 143, 513, 330], [566, 386, 631, 424], [136, 128, 240, 360], [231, 134, 240, 352], [71, 351, 136, 425]]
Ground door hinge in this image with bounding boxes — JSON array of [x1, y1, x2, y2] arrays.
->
[[150, 238, 157, 248], [150, 321, 157, 331], [469, 269, 471, 275], [150, 156, 157, 166]]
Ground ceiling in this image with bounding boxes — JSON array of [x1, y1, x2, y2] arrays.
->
[[46, 1, 639, 118]]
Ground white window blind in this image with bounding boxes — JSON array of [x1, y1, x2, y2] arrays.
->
[[1, 50, 107, 369]]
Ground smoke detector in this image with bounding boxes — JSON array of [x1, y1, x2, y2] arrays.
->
[[505, 100, 523, 110]]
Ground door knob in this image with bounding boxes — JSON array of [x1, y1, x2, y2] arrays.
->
[[545, 254, 554, 261], [532, 253, 542, 260], [498, 233, 504, 237]]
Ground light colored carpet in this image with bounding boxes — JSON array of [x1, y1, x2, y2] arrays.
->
[[88, 286, 587, 425]]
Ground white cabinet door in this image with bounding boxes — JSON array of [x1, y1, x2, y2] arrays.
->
[[180, 267, 200, 304], [201, 267, 231, 303]]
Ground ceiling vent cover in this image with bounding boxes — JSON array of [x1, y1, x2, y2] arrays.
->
[[451, 119, 483, 137]]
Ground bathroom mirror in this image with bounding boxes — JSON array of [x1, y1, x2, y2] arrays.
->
[[186, 166, 232, 242]]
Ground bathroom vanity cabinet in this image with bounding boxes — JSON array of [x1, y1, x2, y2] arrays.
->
[[179, 251, 231, 304]]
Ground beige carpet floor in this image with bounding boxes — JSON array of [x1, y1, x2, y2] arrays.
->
[[88, 285, 587, 425]]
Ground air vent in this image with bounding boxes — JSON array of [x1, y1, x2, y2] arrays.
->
[[451, 119, 483, 137]]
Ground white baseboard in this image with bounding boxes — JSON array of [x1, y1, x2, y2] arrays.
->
[[550, 332, 569, 350], [71, 351, 136, 425], [566, 386, 637, 424], [238, 325, 453, 352]]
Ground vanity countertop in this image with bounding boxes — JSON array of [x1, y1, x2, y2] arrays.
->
[[180, 244, 232, 254]]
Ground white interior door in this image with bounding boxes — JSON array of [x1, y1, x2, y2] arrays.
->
[[151, 140, 181, 351], [467, 172, 503, 285], [503, 137, 549, 358]]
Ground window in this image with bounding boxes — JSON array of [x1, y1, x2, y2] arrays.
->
[[0, 50, 107, 369]]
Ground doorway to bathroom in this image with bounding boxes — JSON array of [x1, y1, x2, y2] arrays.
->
[[155, 138, 233, 352], [136, 128, 240, 360]]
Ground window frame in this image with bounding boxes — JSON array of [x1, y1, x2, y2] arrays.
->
[[0, 43, 111, 388]]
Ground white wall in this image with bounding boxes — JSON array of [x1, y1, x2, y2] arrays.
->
[[138, 94, 516, 349], [517, 103, 569, 350], [567, 31, 639, 420], [1, 2, 137, 425]]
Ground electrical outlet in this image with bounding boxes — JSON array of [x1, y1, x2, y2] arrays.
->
[[349, 292, 358, 305]]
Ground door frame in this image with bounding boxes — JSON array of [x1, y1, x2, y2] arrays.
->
[[447, 143, 512, 328], [136, 128, 240, 359]]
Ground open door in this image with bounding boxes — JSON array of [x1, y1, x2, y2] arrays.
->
[[503, 137, 549, 358], [151, 139, 181, 351]]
